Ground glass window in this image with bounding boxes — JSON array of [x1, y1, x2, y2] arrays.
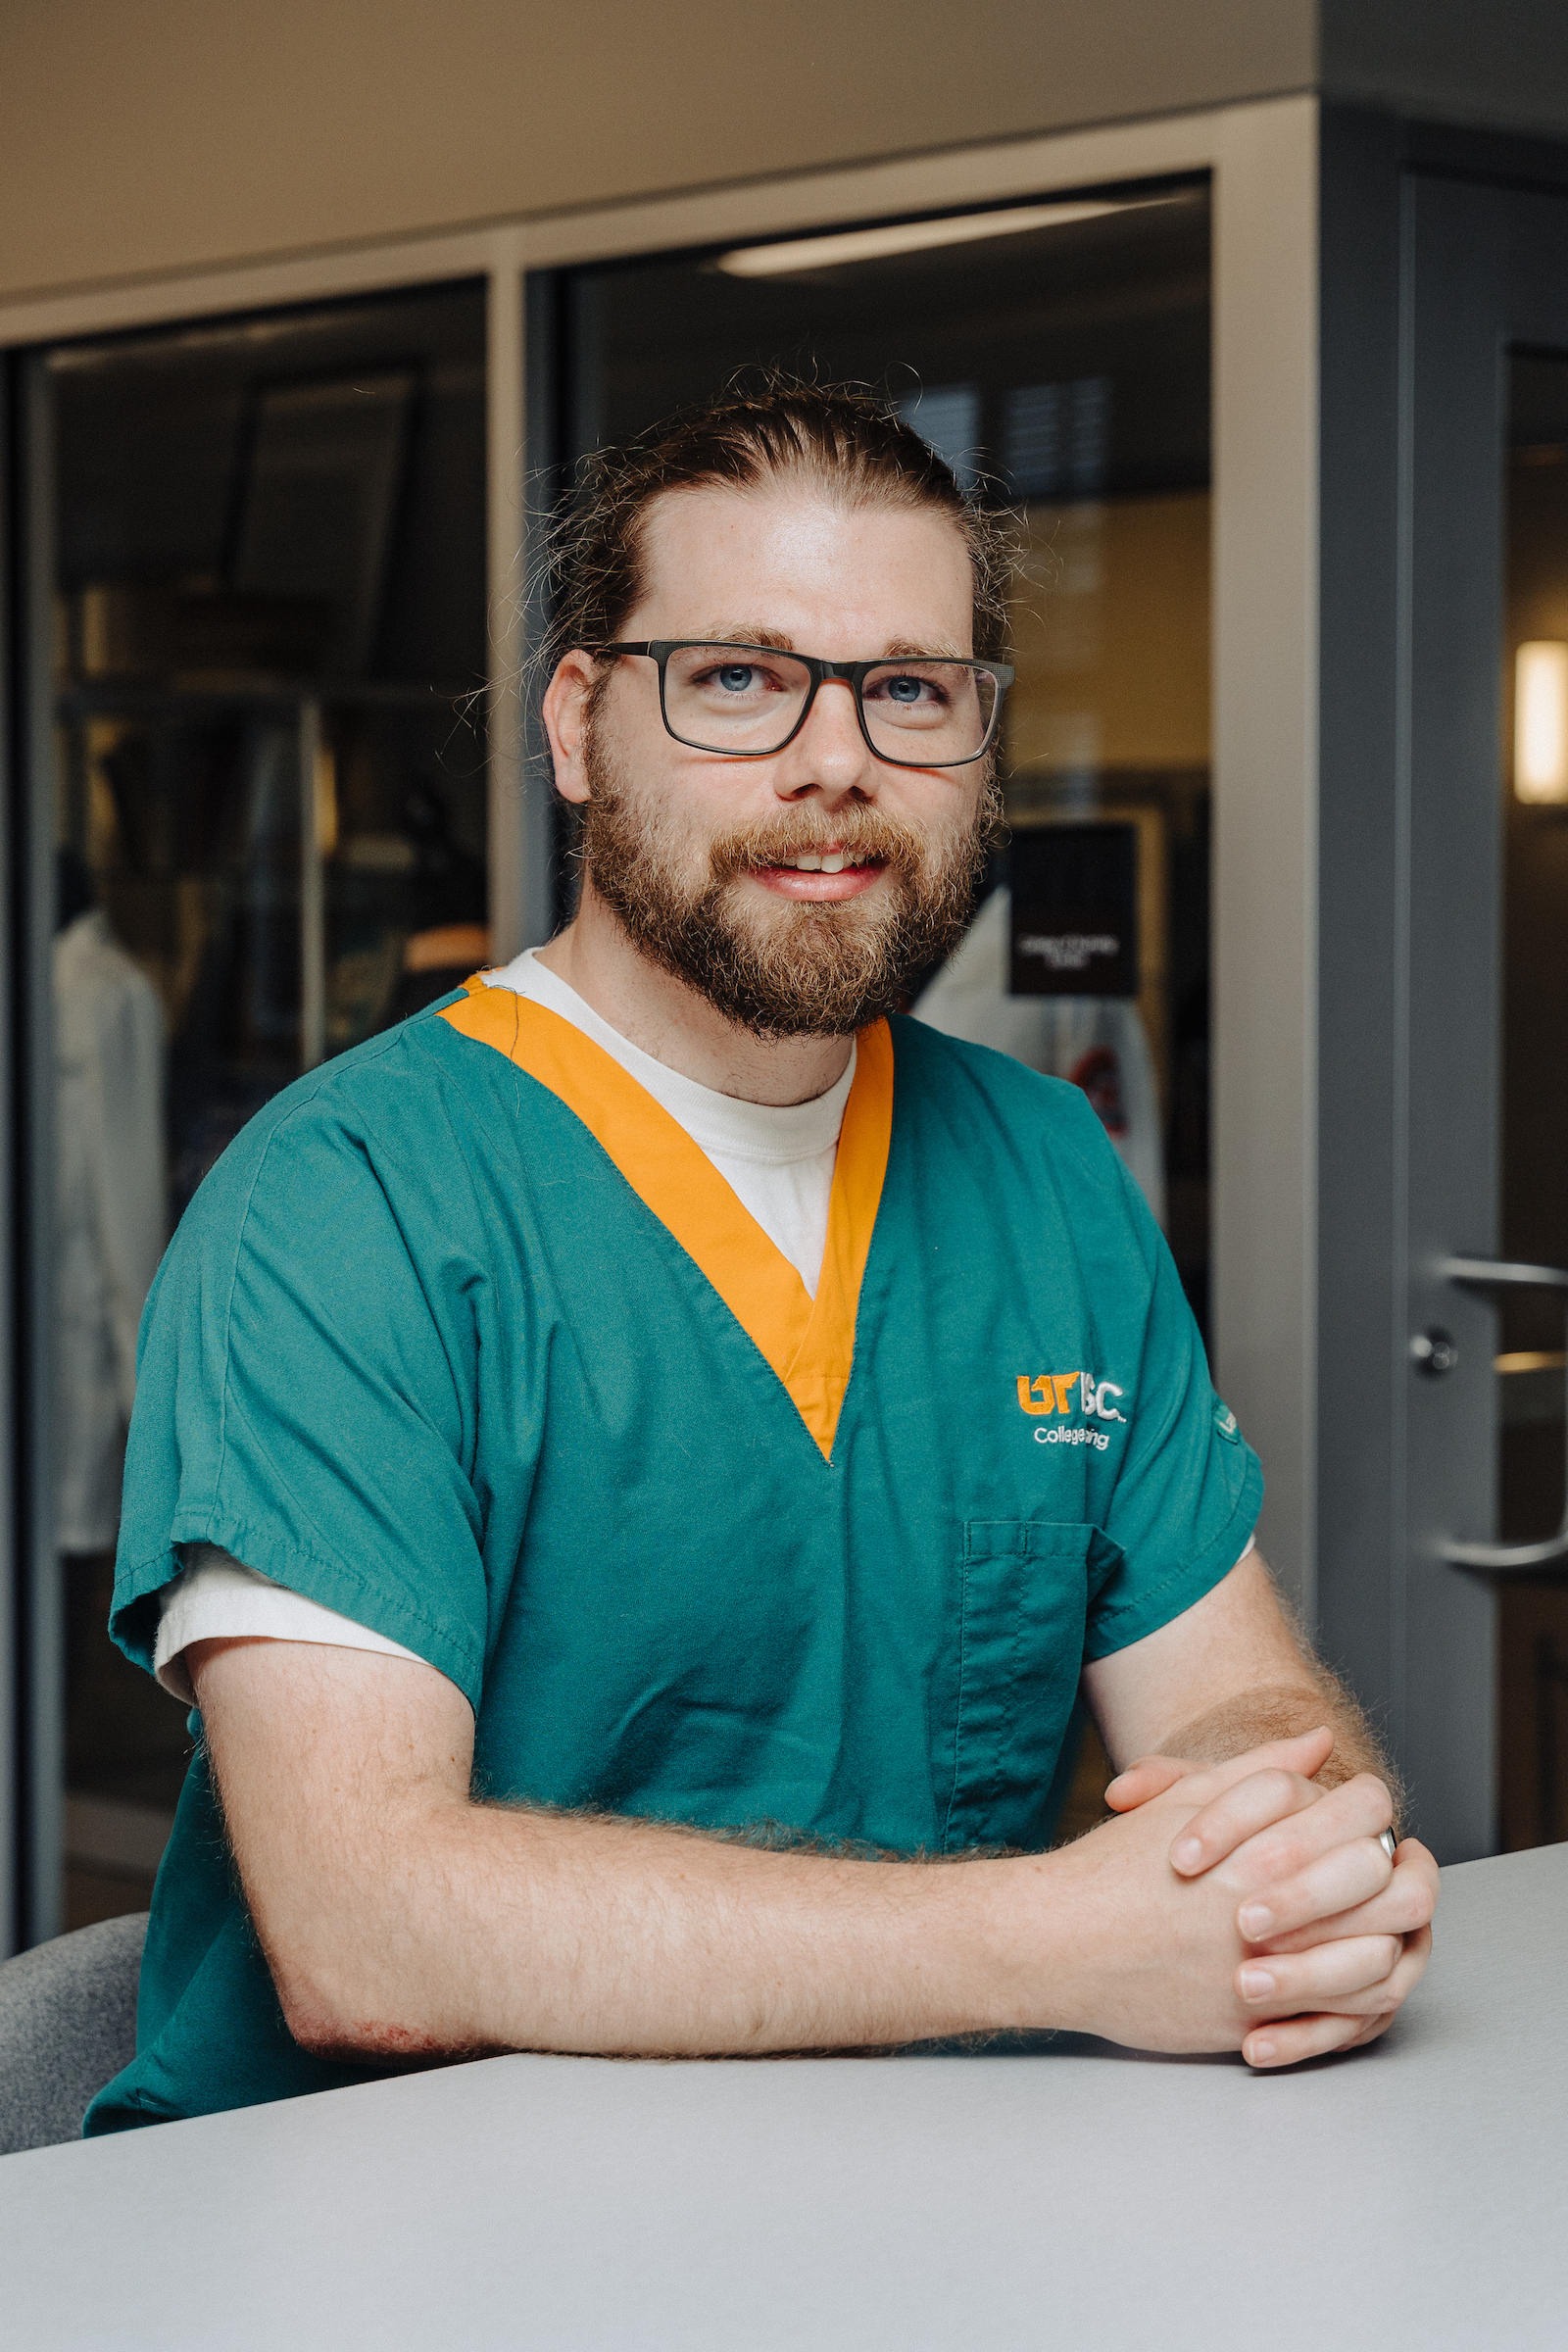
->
[[47, 281, 488, 1927], [547, 184, 1211, 1836]]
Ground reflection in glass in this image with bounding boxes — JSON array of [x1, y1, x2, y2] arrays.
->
[[990, 468, 1210, 1271], [48, 282, 488, 1925]]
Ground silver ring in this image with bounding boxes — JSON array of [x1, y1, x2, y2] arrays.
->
[[1379, 1829, 1398, 1862]]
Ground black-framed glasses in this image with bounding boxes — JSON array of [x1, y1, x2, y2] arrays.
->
[[600, 641, 1014, 768]]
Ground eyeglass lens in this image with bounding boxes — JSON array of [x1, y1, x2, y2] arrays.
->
[[662, 645, 1000, 760]]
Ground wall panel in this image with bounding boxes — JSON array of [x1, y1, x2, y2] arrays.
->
[[0, 0, 1314, 300]]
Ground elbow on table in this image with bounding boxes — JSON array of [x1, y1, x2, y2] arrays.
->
[[270, 1941, 469, 2067]]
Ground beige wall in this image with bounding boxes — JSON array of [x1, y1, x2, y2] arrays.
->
[[0, 0, 1315, 302], [6, 2, 1568, 312]]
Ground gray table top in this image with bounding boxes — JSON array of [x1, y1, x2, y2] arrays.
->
[[2, 1843, 1564, 2351]]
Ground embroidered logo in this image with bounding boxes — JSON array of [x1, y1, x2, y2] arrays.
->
[[1016, 1371, 1127, 1451]]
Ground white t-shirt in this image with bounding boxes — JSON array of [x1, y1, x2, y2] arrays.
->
[[153, 951, 854, 1701]]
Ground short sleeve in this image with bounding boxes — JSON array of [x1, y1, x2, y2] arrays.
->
[[109, 1071, 490, 1708], [1083, 1156, 1263, 1661]]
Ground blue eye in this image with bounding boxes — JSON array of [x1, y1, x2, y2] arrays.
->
[[717, 665, 757, 693], [887, 675, 925, 704]]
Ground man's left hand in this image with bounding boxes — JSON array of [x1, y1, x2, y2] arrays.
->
[[1104, 1734, 1440, 2066]]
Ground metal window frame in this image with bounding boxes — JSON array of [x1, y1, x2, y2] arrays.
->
[[0, 94, 1320, 1949]]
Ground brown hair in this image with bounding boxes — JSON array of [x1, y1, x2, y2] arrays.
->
[[538, 373, 1013, 693]]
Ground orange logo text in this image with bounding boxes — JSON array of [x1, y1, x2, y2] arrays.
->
[[1015, 1373, 1082, 1416]]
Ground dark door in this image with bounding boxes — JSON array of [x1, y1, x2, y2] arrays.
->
[[1401, 175, 1568, 1859]]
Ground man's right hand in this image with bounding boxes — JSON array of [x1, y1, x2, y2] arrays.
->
[[999, 1733, 1434, 2065]]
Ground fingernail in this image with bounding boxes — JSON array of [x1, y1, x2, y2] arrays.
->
[[1250, 2037, 1277, 2065], [1238, 1903, 1274, 1937], [1239, 1966, 1276, 1999], [1173, 1837, 1202, 1870]]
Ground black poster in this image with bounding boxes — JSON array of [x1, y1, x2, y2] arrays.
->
[[1008, 822, 1139, 998]]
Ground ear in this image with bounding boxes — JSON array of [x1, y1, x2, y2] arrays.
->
[[541, 652, 601, 805]]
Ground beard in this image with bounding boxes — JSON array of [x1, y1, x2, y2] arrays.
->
[[577, 727, 1001, 1039]]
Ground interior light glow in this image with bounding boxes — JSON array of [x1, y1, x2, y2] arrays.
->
[[713, 197, 1177, 278], [1515, 639, 1568, 802]]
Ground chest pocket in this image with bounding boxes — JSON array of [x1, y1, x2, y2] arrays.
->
[[942, 1519, 1103, 1854]]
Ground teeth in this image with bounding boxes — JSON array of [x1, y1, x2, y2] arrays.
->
[[776, 849, 877, 872]]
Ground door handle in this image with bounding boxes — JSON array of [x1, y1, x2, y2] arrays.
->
[[1434, 1256, 1568, 1571]]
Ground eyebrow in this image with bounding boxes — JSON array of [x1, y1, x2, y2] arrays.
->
[[693, 624, 798, 651], [689, 628, 973, 661], [881, 637, 969, 661]]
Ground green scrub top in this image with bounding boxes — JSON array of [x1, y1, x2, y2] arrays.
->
[[85, 988, 1260, 2133]]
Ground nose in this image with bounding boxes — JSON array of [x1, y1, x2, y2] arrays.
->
[[766, 674, 879, 804]]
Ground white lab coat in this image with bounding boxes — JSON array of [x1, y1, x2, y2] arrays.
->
[[912, 885, 1166, 1226], [53, 910, 166, 1550]]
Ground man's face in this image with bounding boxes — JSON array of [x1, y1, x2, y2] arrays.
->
[[555, 481, 1000, 1038]]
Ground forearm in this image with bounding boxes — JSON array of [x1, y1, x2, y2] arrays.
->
[[255, 1796, 1028, 2061], [194, 1642, 1045, 2061], [192, 1620, 1418, 2075]]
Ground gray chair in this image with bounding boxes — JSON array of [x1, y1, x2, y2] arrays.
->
[[0, 1912, 147, 2154]]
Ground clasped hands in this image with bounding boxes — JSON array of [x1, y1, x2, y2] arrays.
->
[[1097, 1725, 1439, 2069]]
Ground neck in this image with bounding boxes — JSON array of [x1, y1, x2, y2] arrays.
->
[[534, 880, 856, 1107]]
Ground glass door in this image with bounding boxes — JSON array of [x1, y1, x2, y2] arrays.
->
[[1494, 356, 1568, 1851], [41, 281, 488, 1932], [1402, 178, 1568, 1859]]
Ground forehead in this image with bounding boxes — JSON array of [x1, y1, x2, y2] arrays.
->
[[630, 480, 976, 655]]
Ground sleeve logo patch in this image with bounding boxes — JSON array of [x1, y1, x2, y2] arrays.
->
[[1016, 1371, 1127, 1451], [1213, 1400, 1241, 1444]]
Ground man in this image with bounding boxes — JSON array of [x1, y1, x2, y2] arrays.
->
[[89, 382, 1436, 2132]]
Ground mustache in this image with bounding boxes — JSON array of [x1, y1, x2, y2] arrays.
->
[[705, 809, 933, 887]]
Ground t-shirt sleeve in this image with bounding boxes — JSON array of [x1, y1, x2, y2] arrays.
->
[[110, 1080, 491, 1708], [1082, 1152, 1264, 1661], [152, 1545, 436, 1704]]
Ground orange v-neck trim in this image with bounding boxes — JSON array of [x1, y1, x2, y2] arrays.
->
[[437, 978, 893, 1462]]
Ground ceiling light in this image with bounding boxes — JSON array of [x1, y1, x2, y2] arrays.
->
[[713, 197, 1177, 278]]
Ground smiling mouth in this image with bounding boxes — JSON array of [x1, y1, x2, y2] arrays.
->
[[744, 849, 890, 903], [763, 849, 884, 873]]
